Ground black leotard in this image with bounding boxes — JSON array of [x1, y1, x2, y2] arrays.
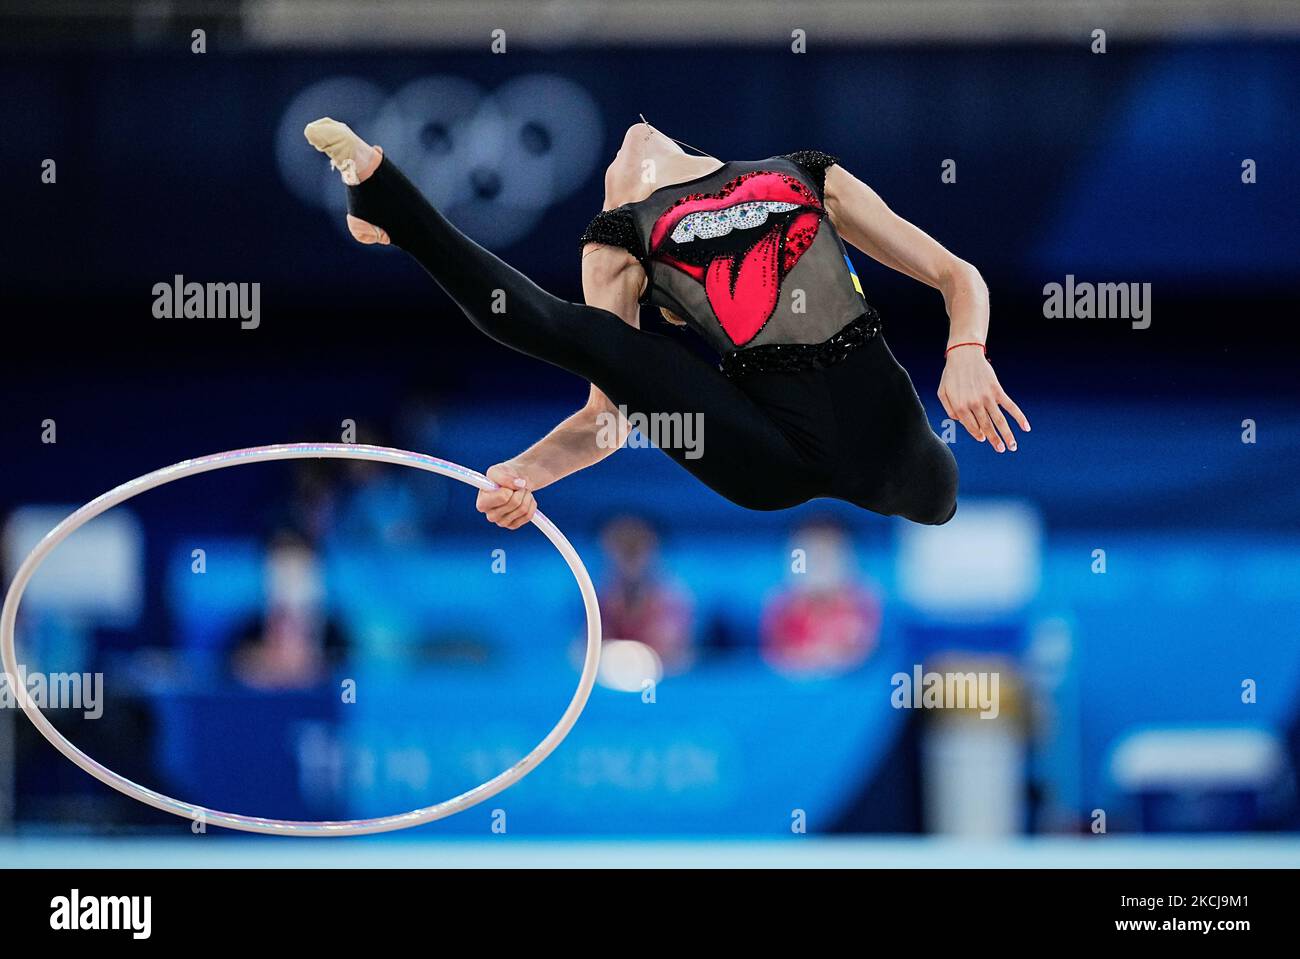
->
[[582, 152, 872, 359], [346, 154, 957, 523]]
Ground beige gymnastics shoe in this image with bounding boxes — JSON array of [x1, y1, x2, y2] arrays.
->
[[304, 117, 389, 244], [303, 117, 382, 186]]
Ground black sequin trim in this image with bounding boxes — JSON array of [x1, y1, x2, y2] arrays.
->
[[579, 207, 645, 259], [720, 307, 882, 378], [783, 150, 841, 194]]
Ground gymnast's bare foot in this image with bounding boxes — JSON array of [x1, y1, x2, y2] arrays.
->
[[303, 117, 390, 245]]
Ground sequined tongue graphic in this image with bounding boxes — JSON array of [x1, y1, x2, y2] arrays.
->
[[705, 223, 783, 347], [650, 171, 823, 347]]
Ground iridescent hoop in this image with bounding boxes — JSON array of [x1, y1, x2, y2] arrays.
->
[[0, 443, 602, 836]]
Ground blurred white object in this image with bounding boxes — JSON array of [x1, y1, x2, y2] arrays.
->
[[596, 639, 664, 693], [265, 541, 325, 613], [1111, 726, 1285, 790], [3, 506, 143, 625], [922, 721, 1026, 836], [896, 499, 1041, 616]]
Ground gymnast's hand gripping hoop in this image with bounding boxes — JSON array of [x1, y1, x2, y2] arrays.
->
[[0, 443, 602, 836]]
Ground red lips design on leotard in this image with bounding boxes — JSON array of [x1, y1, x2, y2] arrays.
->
[[649, 171, 822, 347]]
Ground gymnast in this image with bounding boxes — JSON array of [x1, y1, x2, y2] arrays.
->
[[304, 117, 1029, 529]]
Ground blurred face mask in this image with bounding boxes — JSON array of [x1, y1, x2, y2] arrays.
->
[[798, 529, 851, 591], [265, 545, 324, 613]]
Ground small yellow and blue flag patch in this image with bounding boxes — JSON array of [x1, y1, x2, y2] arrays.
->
[[844, 254, 864, 297]]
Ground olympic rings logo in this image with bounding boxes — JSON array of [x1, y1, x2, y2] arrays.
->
[[276, 74, 605, 247]]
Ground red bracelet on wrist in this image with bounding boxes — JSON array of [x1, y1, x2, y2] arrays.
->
[[945, 341, 986, 358]]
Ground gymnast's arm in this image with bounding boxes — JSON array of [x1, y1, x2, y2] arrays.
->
[[474, 244, 643, 530], [822, 163, 1031, 452]]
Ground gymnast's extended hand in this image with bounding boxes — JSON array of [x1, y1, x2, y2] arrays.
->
[[936, 344, 1029, 453], [475, 368, 633, 530], [824, 165, 1031, 453], [476, 242, 645, 530]]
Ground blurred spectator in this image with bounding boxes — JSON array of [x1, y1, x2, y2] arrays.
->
[[761, 517, 881, 676], [330, 421, 449, 547], [598, 515, 695, 674], [231, 530, 349, 690], [284, 458, 342, 545], [393, 386, 445, 456]]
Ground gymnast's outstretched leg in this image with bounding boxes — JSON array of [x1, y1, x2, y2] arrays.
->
[[306, 118, 612, 365], [303, 118, 822, 511]]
